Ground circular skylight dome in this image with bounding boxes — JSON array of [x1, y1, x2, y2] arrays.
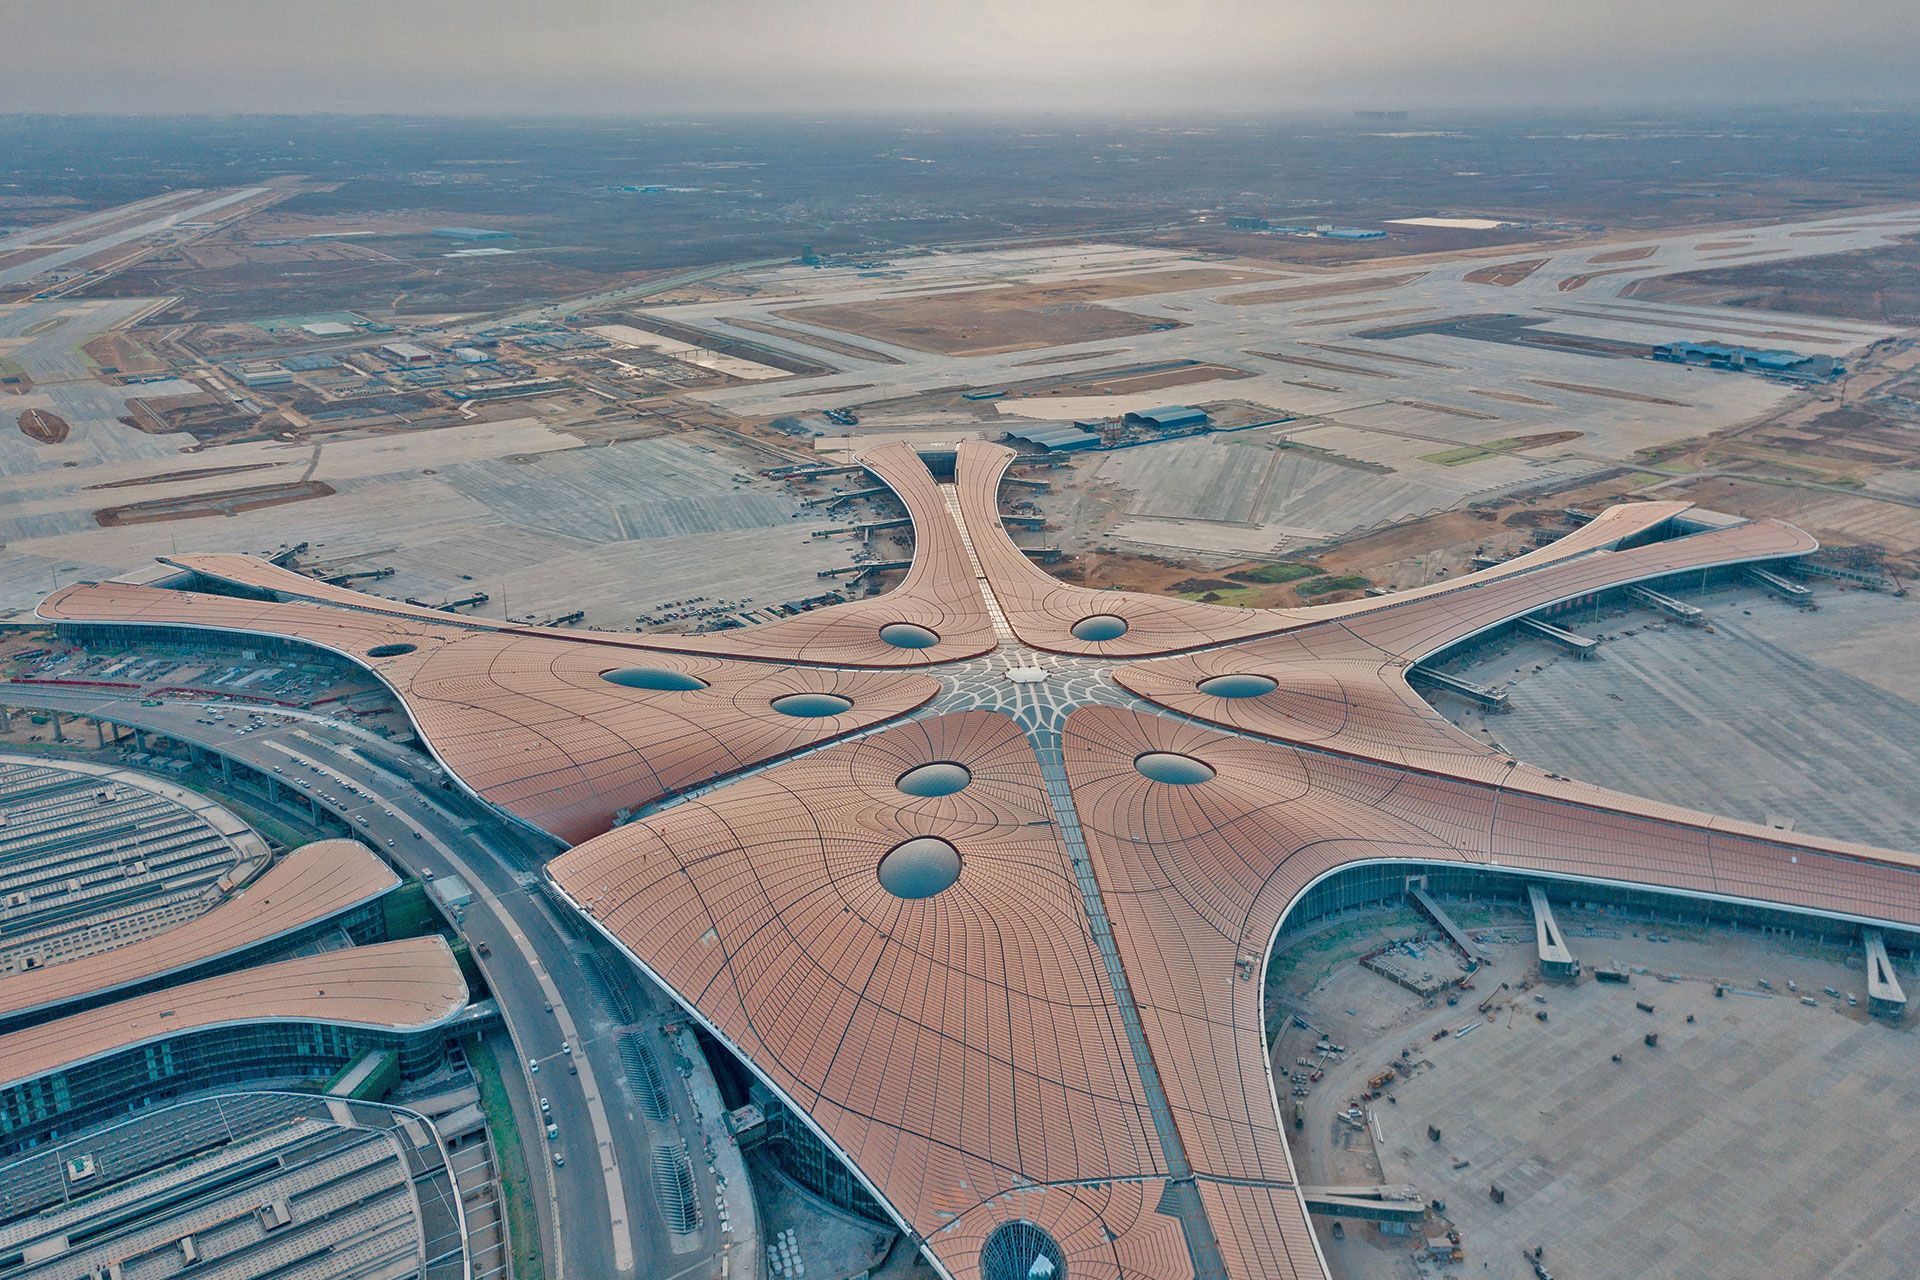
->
[[1070, 614, 1129, 642], [896, 761, 973, 797], [771, 692, 854, 718], [1197, 673, 1278, 699], [877, 837, 962, 899], [879, 622, 941, 649], [602, 667, 709, 691], [980, 1221, 1066, 1280], [1134, 752, 1216, 785]]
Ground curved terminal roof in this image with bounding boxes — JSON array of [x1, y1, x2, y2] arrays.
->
[[1053, 708, 1920, 1275], [0, 936, 467, 1091], [32, 429, 1916, 1280], [1112, 509, 1818, 780], [163, 441, 996, 669], [549, 713, 1188, 1279], [952, 438, 1810, 657], [954, 440, 1296, 655], [40, 579, 940, 844], [0, 839, 399, 1029]]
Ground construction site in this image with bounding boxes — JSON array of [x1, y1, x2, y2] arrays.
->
[[1272, 868, 1918, 1280], [4, 109, 1920, 1280]]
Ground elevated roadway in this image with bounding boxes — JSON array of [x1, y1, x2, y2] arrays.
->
[[0, 682, 744, 1280]]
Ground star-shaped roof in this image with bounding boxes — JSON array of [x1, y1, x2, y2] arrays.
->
[[38, 439, 1919, 1280]]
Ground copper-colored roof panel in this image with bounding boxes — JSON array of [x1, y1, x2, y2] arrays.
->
[[0, 936, 467, 1091], [0, 839, 398, 1027], [31, 418, 1909, 1280], [955, 439, 1295, 656], [1114, 512, 1820, 780], [165, 442, 996, 668], [1063, 703, 1920, 1279], [40, 581, 939, 842], [549, 711, 1172, 1278], [1337, 517, 1817, 661]]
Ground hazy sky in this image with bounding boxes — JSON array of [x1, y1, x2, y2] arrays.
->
[[9, 0, 1919, 116]]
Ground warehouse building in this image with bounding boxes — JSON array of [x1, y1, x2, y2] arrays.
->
[[379, 341, 435, 365], [236, 365, 292, 388], [1004, 422, 1102, 452], [1652, 340, 1844, 383], [1122, 403, 1210, 431]]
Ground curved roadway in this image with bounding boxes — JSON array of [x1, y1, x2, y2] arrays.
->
[[0, 684, 740, 1280]]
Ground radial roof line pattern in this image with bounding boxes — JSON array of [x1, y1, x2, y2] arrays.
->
[[27, 433, 1920, 1280], [38, 579, 940, 843], [549, 712, 1192, 1277], [1112, 510, 1819, 785], [1058, 707, 1920, 1279], [951, 438, 1810, 658]]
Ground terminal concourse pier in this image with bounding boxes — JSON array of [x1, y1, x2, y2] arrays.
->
[[36, 440, 1920, 1280]]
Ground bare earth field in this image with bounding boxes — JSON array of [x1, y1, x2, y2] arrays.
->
[[1217, 272, 1429, 305], [1630, 231, 1920, 325], [774, 272, 1274, 355]]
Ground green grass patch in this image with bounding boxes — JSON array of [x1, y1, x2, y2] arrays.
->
[[383, 879, 442, 939], [1627, 471, 1668, 487], [1229, 561, 1320, 585], [1176, 586, 1268, 606], [1295, 574, 1371, 597], [1420, 437, 1535, 466], [171, 776, 312, 849], [471, 1039, 547, 1280]]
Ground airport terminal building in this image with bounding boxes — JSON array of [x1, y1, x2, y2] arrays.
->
[[31, 440, 1920, 1280]]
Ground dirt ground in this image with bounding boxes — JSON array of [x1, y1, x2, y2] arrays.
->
[[79, 331, 167, 375], [1626, 339, 1920, 573], [777, 294, 1166, 357], [1013, 362, 1250, 399], [17, 408, 68, 444], [1524, 377, 1689, 407], [94, 479, 337, 526], [722, 316, 904, 364], [1586, 245, 1657, 264], [1216, 272, 1428, 306], [777, 267, 1276, 356], [1462, 258, 1547, 286], [1629, 232, 1920, 326]]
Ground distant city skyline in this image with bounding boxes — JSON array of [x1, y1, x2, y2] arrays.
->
[[8, 0, 1920, 116]]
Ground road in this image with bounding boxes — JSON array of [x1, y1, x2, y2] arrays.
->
[[490, 257, 790, 328], [0, 187, 270, 289], [0, 683, 752, 1280]]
